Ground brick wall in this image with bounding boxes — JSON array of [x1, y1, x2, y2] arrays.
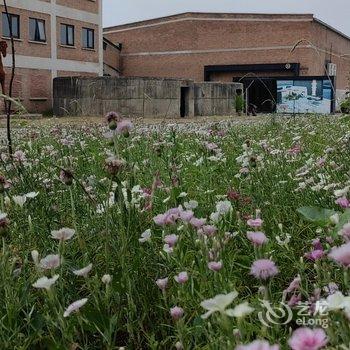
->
[[0, 0, 102, 113], [104, 13, 350, 91]]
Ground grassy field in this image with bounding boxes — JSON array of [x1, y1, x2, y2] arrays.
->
[[1, 114, 350, 349]]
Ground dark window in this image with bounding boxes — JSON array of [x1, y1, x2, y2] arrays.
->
[[60, 24, 74, 46], [29, 18, 46, 42], [2, 13, 20, 38], [82, 28, 94, 49]]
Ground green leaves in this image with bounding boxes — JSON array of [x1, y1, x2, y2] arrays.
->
[[297, 206, 339, 226]]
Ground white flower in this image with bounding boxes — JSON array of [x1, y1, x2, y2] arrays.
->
[[215, 200, 232, 215], [325, 292, 346, 311], [184, 200, 198, 210], [225, 302, 254, 318], [39, 254, 60, 270], [0, 212, 7, 221], [25, 192, 39, 198], [210, 212, 220, 223], [63, 298, 88, 317], [139, 229, 151, 243], [12, 195, 27, 207], [51, 228, 75, 241], [31, 250, 39, 265], [178, 192, 188, 198], [33, 275, 59, 290], [330, 214, 340, 225], [200, 291, 238, 319], [102, 274, 112, 284], [162, 196, 171, 204], [276, 233, 291, 246], [334, 187, 349, 198], [163, 244, 173, 254], [73, 263, 93, 277]]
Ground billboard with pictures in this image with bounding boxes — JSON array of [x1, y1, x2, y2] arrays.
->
[[277, 79, 332, 114]]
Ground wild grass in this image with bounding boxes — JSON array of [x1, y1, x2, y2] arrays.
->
[[1, 114, 350, 349]]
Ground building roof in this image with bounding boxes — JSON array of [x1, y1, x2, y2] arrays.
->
[[103, 12, 350, 41]]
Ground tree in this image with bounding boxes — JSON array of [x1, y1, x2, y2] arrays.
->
[[2, 0, 16, 156]]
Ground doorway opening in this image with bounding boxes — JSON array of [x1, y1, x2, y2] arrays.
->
[[180, 87, 190, 118], [234, 78, 277, 113]]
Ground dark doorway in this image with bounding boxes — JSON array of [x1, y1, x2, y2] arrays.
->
[[234, 78, 277, 113], [180, 87, 190, 118]]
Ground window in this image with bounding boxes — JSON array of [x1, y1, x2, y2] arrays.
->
[[2, 13, 20, 38], [60, 24, 74, 46], [82, 28, 94, 49], [29, 18, 46, 42]]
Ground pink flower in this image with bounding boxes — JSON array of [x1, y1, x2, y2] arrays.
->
[[170, 306, 184, 320], [174, 271, 188, 284], [339, 223, 350, 241], [335, 197, 350, 209], [156, 277, 168, 291], [250, 259, 279, 280], [247, 231, 268, 246], [190, 217, 206, 229], [164, 234, 178, 247], [236, 340, 279, 350], [208, 261, 223, 272], [287, 144, 302, 155], [288, 327, 328, 350], [247, 218, 263, 228], [328, 242, 350, 267]]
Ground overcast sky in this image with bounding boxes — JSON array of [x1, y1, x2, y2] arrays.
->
[[103, 0, 350, 36]]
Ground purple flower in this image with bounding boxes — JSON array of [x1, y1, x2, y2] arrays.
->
[[305, 249, 324, 261], [116, 119, 133, 137], [339, 223, 350, 241], [156, 277, 168, 291], [190, 217, 207, 228], [170, 306, 184, 321], [199, 225, 217, 237], [164, 234, 178, 247], [174, 271, 188, 284], [153, 213, 168, 226], [208, 261, 223, 272], [250, 259, 279, 280], [335, 197, 350, 209], [180, 210, 194, 222]]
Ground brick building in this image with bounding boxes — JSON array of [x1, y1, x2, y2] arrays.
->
[[104, 12, 350, 113], [1, 0, 103, 113]]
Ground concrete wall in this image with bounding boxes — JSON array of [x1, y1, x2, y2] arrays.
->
[[53, 76, 242, 117], [194, 83, 239, 116]]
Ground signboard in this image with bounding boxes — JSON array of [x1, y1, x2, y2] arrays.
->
[[276, 79, 332, 114]]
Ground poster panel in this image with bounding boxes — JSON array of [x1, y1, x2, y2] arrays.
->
[[277, 79, 332, 114]]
